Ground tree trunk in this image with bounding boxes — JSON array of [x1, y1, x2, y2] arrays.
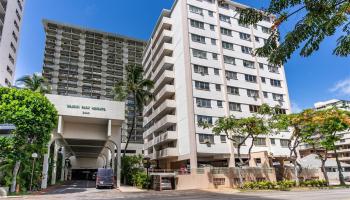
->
[[10, 161, 21, 193], [320, 159, 329, 186], [334, 149, 346, 185], [293, 160, 299, 186], [123, 94, 137, 157]]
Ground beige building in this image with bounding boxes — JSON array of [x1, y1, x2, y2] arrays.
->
[[142, 0, 292, 171], [41, 94, 125, 189]]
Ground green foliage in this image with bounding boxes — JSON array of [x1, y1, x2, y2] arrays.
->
[[0, 87, 58, 190], [238, 1, 350, 65], [16, 73, 51, 94], [132, 171, 150, 189], [121, 155, 144, 185], [242, 179, 327, 190], [300, 180, 328, 187]]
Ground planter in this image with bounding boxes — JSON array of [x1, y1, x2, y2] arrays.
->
[[0, 187, 9, 197]]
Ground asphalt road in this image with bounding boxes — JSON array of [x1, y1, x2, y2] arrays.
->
[[9, 180, 350, 200]]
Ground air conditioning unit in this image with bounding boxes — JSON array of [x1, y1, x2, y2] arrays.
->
[[200, 71, 205, 76], [203, 139, 211, 144]]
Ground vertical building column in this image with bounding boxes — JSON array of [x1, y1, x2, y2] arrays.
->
[[60, 147, 65, 182], [51, 141, 59, 185], [116, 128, 122, 188], [41, 143, 52, 189]]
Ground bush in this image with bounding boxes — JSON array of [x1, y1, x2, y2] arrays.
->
[[241, 179, 327, 190], [300, 180, 327, 187], [121, 155, 143, 185], [132, 171, 150, 189]]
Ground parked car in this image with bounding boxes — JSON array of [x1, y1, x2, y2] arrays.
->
[[95, 168, 114, 189], [161, 178, 172, 190]]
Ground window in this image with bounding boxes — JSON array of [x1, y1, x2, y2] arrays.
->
[[261, 77, 266, 83], [253, 24, 258, 29], [220, 135, 227, 143], [255, 37, 260, 42], [262, 26, 271, 34], [10, 42, 16, 53], [198, 134, 215, 144], [8, 54, 14, 64], [211, 38, 216, 45], [272, 93, 284, 101], [239, 32, 251, 41], [208, 10, 214, 17], [243, 60, 255, 68], [259, 63, 264, 69], [245, 74, 257, 83], [190, 19, 204, 29], [196, 98, 211, 108], [249, 105, 260, 113], [16, 10, 21, 21], [241, 46, 253, 54], [221, 28, 232, 36], [194, 64, 208, 75], [280, 139, 290, 148], [14, 20, 19, 31], [212, 53, 218, 60], [193, 49, 207, 59], [219, 14, 231, 23], [227, 86, 239, 95], [247, 89, 259, 98], [12, 31, 18, 42], [270, 79, 282, 87], [263, 91, 268, 98], [219, 1, 229, 9], [214, 69, 219, 75], [270, 138, 276, 145], [238, 22, 249, 28], [229, 102, 241, 111], [254, 138, 266, 146], [210, 24, 215, 31], [17, 0, 23, 11], [222, 41, 234, 50], [197, 116, 213, 124], [262, 16, 271, 22], [7, 66, 13, 76], [224, 56, 235, 65], [189, 5, 203, 15], [215, 84, 221, 91], [233, 136, 246, 146], [191, 34, 206, 44], [268, 65, 279, 73], [225, 71, 237, 80], [275, 108, 287, 114], [195, 81, 210, 90], [217, 100, 223, 108], [4, 78, 10, 86]]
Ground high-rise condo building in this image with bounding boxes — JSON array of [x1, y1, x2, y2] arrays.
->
[[143, 0, 292, 170], [42, 20, 146, 154], [299, 99, 350, 164], [0, 0, 25, 86]]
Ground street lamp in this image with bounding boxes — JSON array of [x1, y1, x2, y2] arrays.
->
[[29, 153, 38, 192]]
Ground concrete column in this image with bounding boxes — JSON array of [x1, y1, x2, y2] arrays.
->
[[60, 147, 65, 182], [51, 141, 59, 185], [41, 143, 51, 189], [116, 129, 122, 188]]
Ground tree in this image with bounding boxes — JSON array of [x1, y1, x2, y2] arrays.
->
[[238, 1, 350, 65], [16, 73, 51, 94], [113, 65, 154, 157], [310, 108, 350, 185], [0, 88, 58, 192], [200, 104, 276, 185]]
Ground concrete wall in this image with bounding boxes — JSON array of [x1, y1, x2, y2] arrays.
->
[[69, 157, 104, 169], [63, 122, 107, 140]]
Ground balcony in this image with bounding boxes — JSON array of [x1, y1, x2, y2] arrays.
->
[[153, 70, 174, 94], [0, 0, 6, 14], [153, 131, 177, 146], [151, 42, 173, 63], [156, 147, 178, 159], [144, 99, 176, 125], [152, 17, 172, 44], [144, 114, 176, 138], [144, 139, 154, 150], [152, 56, 174, 80], [154, 85, 175, 108], [152, 29, 172, 49]]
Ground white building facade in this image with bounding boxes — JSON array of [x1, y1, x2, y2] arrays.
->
[[0, 0, 25, 86], [143, 0, 292, 170]]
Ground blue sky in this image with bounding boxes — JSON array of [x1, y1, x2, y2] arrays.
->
[[16, 0, 350, 111]]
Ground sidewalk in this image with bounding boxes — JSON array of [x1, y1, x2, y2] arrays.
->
[[118, 185, 146, 192]]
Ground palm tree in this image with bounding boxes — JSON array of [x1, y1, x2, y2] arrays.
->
[[16, 73, 50, 94], [113, 65, 154, 157]]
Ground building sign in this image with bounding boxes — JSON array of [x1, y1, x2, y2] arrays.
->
[[66, 104, 106, 115]]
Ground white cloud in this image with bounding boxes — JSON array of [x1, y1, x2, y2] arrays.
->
[[330, 77, 350, 97], [291, 101, 302, 113]]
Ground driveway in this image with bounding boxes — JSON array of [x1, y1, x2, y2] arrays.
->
[[8, 180, 350, 200]]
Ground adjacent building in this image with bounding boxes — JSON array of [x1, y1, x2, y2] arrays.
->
[[42, 20, 146, 154], [299, 99, 350, 164], [142, 0, 292, 170], [0, 0, 25, 86]]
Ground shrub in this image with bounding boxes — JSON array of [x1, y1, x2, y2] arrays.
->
[[132, 171, 150, 189], [300, 180, 327, 187]]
